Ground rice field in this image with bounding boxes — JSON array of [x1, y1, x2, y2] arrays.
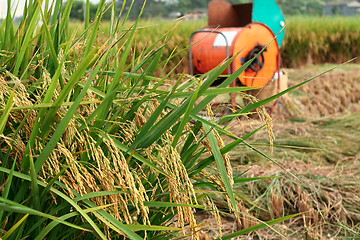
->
[[282, 16, 360, 67], [0, 1, 360, 239], [89, 15, 360, 73]]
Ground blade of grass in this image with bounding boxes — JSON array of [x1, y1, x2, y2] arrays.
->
[[110, 0, 116, 36], [132, 74, 183, 146], [3, 0, 13, 49], [60, 0, 74, 40], [172, 79, 202, 148], [13, 2, 41, 76], [171, 86, 257, 99], [21, 32, 74, 170], [133, 53, 237, 149], [1, 214, 29, 240], [0, 89, 14, 134], [0, 201, 88, 232], [85, 0, 90, 31], [34, 204, 115, 240], [84, 0, 105, 57], [29, 150, 40, 210], [90, 210, 144, 240], [98, 132, 170, 177], [0, 156, 16, 223], [219, 60, 355, 124], [41, 161, 73, 198], [203, 124, 238, 217], [192, 44, 270, 115], [233, 176, 278, 184], [36, 0, 59, 73], [37, 47, 97, 140], [190, 124, 266, 176]]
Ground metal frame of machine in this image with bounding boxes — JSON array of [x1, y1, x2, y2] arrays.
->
[[189, 0, 286, 111]]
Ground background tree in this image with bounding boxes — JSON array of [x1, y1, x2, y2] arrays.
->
[[68, 0, 112, 21], [112, 0, 349, 20], [117, 0, 173, 19]]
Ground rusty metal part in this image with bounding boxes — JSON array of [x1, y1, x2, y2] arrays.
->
[[208, 0, 253, 28]]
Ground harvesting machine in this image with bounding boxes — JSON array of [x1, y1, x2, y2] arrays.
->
[[189, 0, 287, 110]]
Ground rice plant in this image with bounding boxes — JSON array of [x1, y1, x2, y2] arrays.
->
[[97, 15, 360, 73], [0, 0, 312, 239], [281, 15, 360, 67]]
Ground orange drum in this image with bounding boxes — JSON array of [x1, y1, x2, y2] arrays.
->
[[190, 23, 279, 87]]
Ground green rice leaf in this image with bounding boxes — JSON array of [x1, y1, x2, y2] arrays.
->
[[1, 214, 29, 240], [0, 89, 14, 134], [0, 200, 88, 232], [85, 0, 90, 31], [233, 176, 278, 184], [172, 86, 257, 99], [3, 0, 13, 49], [84, 0, 105, 57], [134, 51, 236, 149], [172, 78, 202, 147], [98, 132, 170, 177], [29, 151, 40, 210], [73, 191, 126, 202], [36, 0, 59, 74], [90, 210, 143, 240], [192, 44, 265, 115], [132, 77, 182, 148], [60, 0, 74, 37], [203, 124, 238, 217], [35, 204, 115, 240], [13, 3, 41, 76], [38, 47, 97, 139], [0, 156, 16, 223]]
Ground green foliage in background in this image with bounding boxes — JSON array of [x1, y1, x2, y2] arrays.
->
[[107, 0, 353, 20], [68, 0, 113, 21]]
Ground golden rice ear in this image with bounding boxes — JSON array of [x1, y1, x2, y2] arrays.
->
[[270, 193, 283, 219], [198, 232, 214, 240], [225, 91, 274, 153], [299, 192, 320, 239], [154, 132, 198, 232], [203, 196, 222, 237]]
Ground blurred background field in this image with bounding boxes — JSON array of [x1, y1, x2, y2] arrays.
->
[[73, 15, 360, 75]]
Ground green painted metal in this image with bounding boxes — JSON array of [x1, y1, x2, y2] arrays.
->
[[252, 0, 285, 48]]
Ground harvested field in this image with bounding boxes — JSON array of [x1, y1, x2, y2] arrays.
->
[[286, 64, 360, 117], [195, 64, 360, 239]]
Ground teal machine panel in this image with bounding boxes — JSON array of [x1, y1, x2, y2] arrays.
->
[[252, 0, 285, 48]]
